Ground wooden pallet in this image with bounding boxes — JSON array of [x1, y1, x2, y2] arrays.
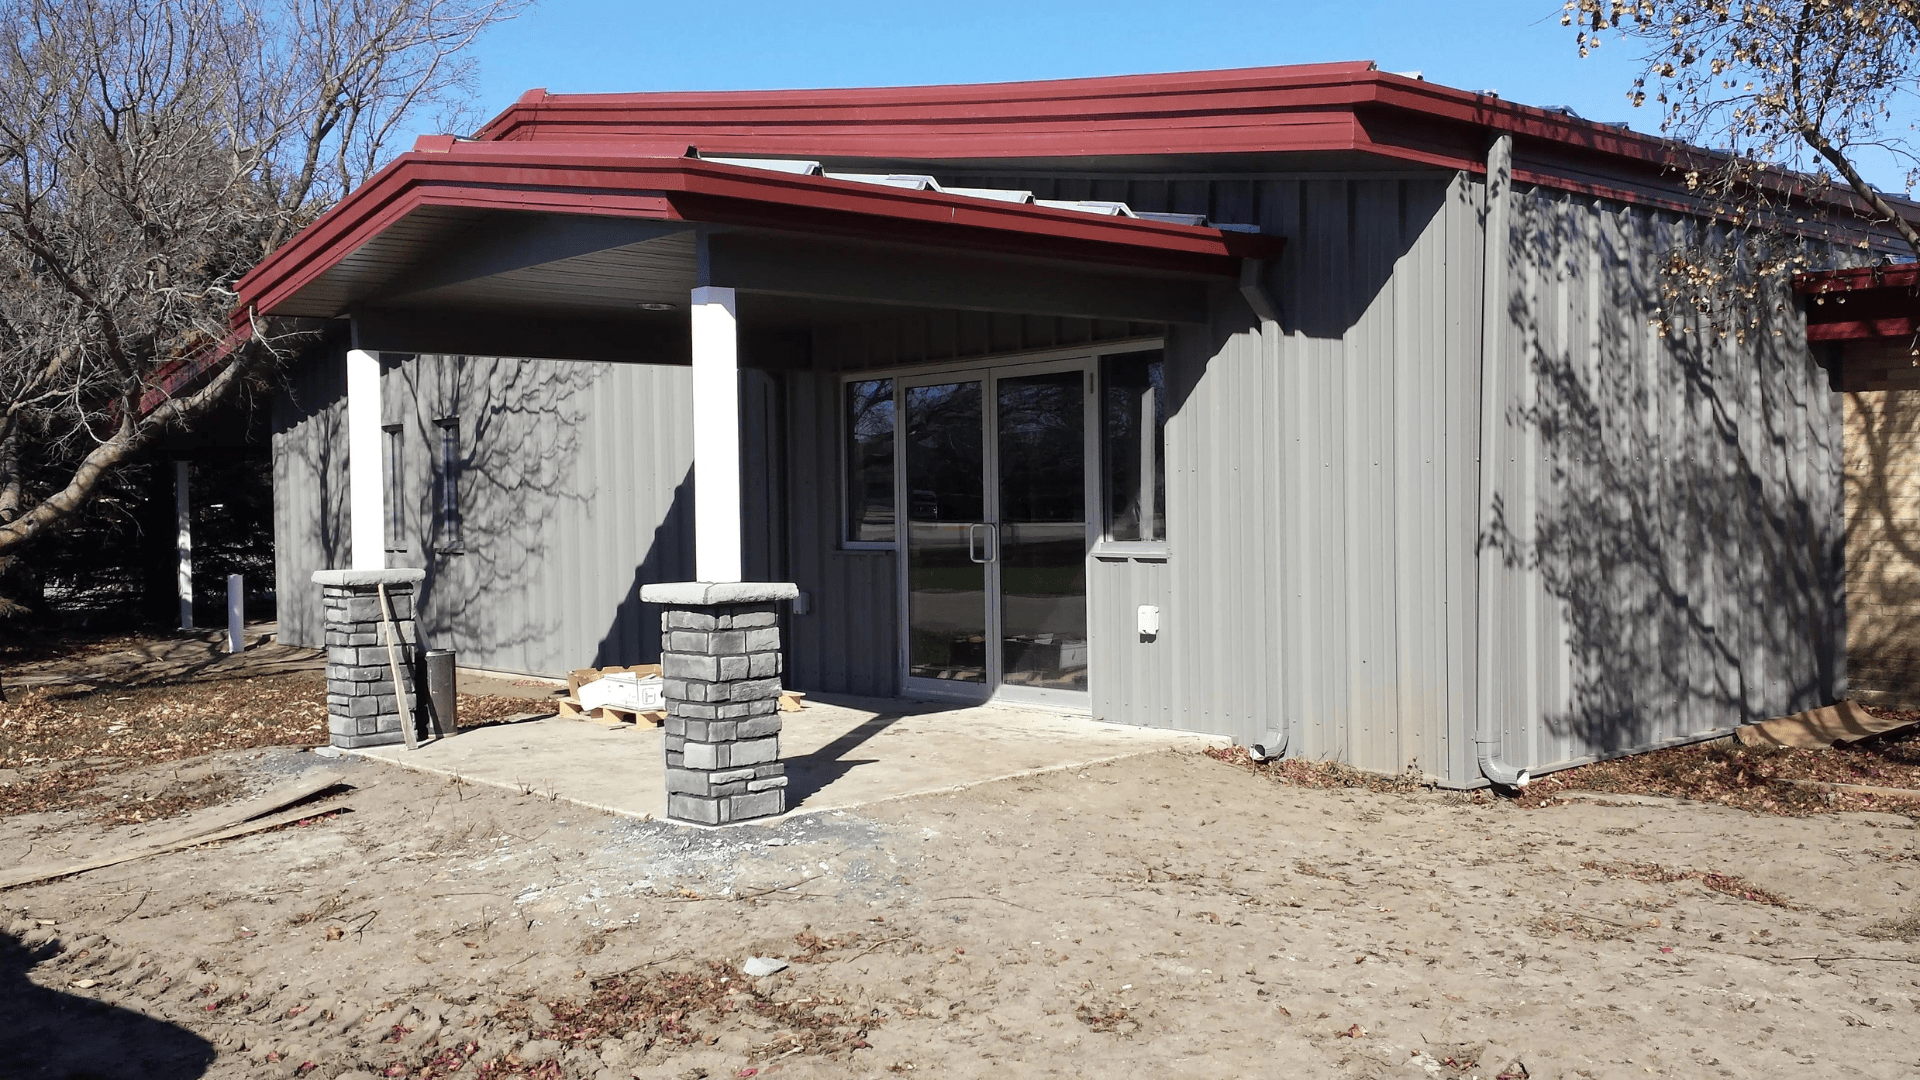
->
[[555, 683, 804, 726], [556, 696, 666, 727]]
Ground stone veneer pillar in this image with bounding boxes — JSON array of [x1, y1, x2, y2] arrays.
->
[[638, 581, 799, 825], [313, 568, 425, 749]]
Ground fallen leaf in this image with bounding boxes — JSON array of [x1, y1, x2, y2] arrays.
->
[[1337, 1024, 1365, 1038]]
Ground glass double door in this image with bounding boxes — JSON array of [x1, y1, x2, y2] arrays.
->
[[899, 360, 1092, 706]]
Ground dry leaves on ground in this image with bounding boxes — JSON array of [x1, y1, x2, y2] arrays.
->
[[1208, 716, 1920, 819], [0, 671, 536, 821]]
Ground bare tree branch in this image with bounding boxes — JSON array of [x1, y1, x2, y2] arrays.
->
[[0, 0, 528, 570]]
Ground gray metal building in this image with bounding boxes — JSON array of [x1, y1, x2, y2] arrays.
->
[[258, 62, 1884, 788]]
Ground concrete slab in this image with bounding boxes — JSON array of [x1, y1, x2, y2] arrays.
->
[[350, 694, 1226, 823]]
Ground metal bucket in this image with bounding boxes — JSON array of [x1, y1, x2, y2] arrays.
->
[[421, 649, 458, 736]]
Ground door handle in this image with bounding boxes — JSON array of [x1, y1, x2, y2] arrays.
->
[[967, 522, 996, 564]]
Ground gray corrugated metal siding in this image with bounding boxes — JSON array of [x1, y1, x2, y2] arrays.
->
[[271, 166, 1846, 788]]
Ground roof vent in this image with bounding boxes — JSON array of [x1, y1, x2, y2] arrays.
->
[[704, 156, 825, 176]]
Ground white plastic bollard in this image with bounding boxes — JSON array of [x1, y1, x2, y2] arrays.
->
[[227, 574, 244, 654]]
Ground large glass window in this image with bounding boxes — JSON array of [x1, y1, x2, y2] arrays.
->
[[845, 378, 896, 544], [1101, 351, 1166, 543]]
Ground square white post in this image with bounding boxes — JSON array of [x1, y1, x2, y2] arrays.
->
[[174, 460, 192, 629], [690, 286, 742, 583], [346, 347, 386, 571]]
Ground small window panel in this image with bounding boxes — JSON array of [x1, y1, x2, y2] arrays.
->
[[383, 424, 405, 553], [434, 417, 462, 553], [844, 378, 896, 546], [1101, 351, 1166, 544]]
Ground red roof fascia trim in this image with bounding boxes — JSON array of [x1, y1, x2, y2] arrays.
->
[[479, 67, 1920, 231], [479, 65, 1681, 169], [479, 62, 1383, 137], [237, 149, 1281, 322], [1807, 318, 1916, 341], [1794, 265, 1920, 294]]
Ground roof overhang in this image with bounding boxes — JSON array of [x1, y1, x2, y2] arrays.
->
[[234, 138, 1281, 343], [1796, 266, 1920, 343]]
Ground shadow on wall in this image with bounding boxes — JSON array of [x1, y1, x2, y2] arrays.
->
[[1840, 379, 1920, 706], [0, 930, 215, 1078], [272, 346, 351, 648], [1492, 190, 1842, 753], [593, 467, 694, 667], [400, 355, 602, 671]]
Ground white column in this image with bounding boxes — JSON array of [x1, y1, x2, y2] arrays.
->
[[690, 286, 743, 583], [347, 347, 386, 571], [174, 460, 192, 630]]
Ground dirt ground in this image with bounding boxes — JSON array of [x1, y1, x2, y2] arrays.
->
[[4, 736, 1920, 1080]]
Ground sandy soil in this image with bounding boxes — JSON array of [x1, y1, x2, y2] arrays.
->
[[3, 744, 1919, 1080]]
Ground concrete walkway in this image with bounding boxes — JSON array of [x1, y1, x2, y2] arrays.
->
[[350, 695, 1227, 822]]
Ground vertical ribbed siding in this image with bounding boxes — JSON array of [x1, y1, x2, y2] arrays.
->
[[965, 173, 1481, 773], [271, 344, 351, 648], [1089, 556, 1173, 725], [785, 367, 898, 697], [270, 168, 1848, 786], [274, 351, 695, 674], [396, 355, 694, 676], [1484, 188, 1844, 777]]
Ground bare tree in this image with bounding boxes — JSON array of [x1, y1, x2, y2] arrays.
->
[[0, 0, 527, 596], [1565, 1, 1920, 337]]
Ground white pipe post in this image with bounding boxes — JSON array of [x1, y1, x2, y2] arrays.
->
[[226, 574, 244, 653], [346, 348, 386, 571], [174, 460, 192, 630], [690, 286, 743, 583]]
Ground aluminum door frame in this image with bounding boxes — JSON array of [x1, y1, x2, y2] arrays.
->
[[893, 356, 1098, 710]]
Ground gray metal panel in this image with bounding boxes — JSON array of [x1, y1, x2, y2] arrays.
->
[[1088, 555, 1173, 725], [271, 166, 1849, 786], [274, 350, 696, 674], [783, 367, 898, 696], [1480, 187, 1846, 779], [271, 344, 351, 648]]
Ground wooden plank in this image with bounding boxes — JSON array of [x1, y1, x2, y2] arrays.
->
[[1, 798, 352, 891]]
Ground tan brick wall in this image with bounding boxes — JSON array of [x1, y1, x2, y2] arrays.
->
[[1844, 339, 1920, 706]]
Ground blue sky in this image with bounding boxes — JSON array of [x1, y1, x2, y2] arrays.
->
[[471, 1, 1648, 124]]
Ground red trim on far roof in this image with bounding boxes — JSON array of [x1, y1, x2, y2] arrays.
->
[[1795, 266, 1920, 342], [233, 142, 1281, 323], [475, 63, 1678, 176]]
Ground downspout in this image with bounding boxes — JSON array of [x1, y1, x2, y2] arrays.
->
[[1473, 134, 1530, 790], [1239, 258, 1289, 766]]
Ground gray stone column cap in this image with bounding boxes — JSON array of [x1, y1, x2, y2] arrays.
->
[[312, 568, 427, 587], [640, 581, 799, 605]]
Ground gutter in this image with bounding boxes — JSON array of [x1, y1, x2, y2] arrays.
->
[[1472, 133, 1530, 791]]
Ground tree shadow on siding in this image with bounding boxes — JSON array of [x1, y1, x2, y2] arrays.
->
[[1490, 191, 1843, 761], [270, 347, 350, 646], [1840, 382, 1920, 705], [399, 356, 603, 672], [0, 930, 215, 1079]]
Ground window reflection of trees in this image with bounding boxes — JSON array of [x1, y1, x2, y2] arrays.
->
[[905, 382, 983, 523]]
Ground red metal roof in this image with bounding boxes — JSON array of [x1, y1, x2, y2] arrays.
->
[[1795, 265, 1920, 343], [473, 62, 1684, 181], [234, 138, 1281, 323]]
